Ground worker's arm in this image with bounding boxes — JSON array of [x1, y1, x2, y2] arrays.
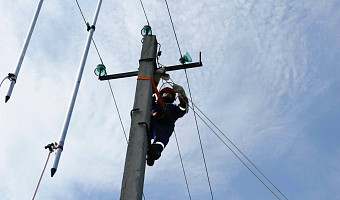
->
[[173, 84, 189, 113], [178, 95, 188, 109]]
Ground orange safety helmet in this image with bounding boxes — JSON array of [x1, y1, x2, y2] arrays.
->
[[160, 87, 176, 103]]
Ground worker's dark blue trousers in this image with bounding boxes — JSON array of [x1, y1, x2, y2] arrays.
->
[[150, 121, 175, 147]]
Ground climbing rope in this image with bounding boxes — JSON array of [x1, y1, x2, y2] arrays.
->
[[0, 75, 9, 89], [32, 143, 56, 200], [184, 98, 288, 200]]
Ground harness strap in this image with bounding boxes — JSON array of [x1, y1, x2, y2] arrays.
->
[[137, 76, 166, 110]]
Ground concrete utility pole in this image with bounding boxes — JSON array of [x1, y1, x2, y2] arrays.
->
[[99, 34, 202, 200], [120, 35, 158, 200]]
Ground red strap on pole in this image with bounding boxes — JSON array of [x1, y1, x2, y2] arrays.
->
[[137, 76, 166, 110]]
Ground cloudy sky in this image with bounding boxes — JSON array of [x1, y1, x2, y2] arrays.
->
[[1, 0, 339, 199]]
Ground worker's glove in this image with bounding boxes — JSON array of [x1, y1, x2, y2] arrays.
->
[[156, 67, 170, 80], [173, 84, 188, 111], [154, 67, 170, 83], [173, 84, 187, 98]]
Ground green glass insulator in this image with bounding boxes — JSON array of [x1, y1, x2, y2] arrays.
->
[[94, 64, 106, 76], [141, 25, 152, 36], [179, 52, 192, 64]]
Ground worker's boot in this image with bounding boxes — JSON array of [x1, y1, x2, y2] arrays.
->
[[147, 143, 163, 166]]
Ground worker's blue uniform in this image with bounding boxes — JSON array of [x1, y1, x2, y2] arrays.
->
[[150, 101, 187, 147]]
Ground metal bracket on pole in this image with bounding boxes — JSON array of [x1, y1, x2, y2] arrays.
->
[[138, 122, 151, 147], [99, 52, 203, 81], [130, 108, 140, 118]]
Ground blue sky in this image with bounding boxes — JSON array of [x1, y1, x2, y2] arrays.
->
[[0, 0, 339, 199]]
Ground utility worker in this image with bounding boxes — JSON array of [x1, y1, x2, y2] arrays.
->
[[147, 68, 189, 166]]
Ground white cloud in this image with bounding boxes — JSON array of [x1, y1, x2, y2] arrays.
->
[[1, 0, 340, 199]]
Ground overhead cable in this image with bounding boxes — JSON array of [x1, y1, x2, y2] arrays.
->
[[75, 0, 87, 24], [164, 0, 183, 57], [107, 80, 128, 142], [174, 130, 192, 200], [182, 71, 214, 200], [139, 0, 150, 26], [76, 0, 104, 64], [164, 0, 215, 193], [186, 99, 288, 200], [189, 101, 289, 200]]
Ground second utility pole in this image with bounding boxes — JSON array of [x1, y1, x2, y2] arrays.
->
[[120, 35, 157, 200]]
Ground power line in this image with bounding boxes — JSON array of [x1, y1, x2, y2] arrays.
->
[[75, 0, 87, 24], [107, 80, 128, 142], [162, 0, 286, 198], [183, 71, 214, 200], [173, 130, 192, 200], [186, 99, 288, 200], [189, 101, 289, 200], [163, 0, 214, 198], [139, 0, 150, 26], [164, 0, 183, 57], [75, 0, 104, 64], [92, 39, 104, 65]]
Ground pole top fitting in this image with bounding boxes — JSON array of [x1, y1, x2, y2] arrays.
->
[[86, 22, 96, 31]]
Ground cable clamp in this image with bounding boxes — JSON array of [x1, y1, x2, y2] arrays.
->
[[8, 73, 15, 78], [45, 142, 57, 153], [86, 22, 96, 31], [7, 73, 16, 82]]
